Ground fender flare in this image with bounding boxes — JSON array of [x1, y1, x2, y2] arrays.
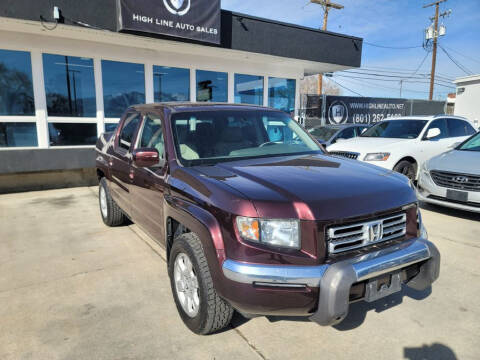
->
[[164, 195, 228, 296]]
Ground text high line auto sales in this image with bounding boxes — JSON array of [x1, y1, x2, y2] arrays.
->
[[132, 14, 218, 35]]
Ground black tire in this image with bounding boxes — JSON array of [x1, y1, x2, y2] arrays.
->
[[168, 233, 234, 335], [99, 177, 126, 227], [394, 160, 417, 182]]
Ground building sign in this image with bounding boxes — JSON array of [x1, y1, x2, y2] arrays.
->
[[117, 0, 221, 44], [325, 96, 407, 125]]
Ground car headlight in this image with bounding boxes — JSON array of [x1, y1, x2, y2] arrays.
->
[[236, 216, 300, 249], [364, 153, 390, 161]]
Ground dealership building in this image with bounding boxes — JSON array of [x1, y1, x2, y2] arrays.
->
[[0, 0, 362, 192]]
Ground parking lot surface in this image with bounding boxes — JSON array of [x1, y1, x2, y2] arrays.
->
[[1, 187, 479, 360]]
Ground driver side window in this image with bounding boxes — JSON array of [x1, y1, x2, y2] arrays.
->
[[138, 114, 165, 159], [424, 119, 448, 140]]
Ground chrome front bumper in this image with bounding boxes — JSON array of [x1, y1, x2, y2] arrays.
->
[[222, 237, 440, 325]]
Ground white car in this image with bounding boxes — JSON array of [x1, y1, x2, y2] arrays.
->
[[327, 115, 477, 181], [417, 131, 480, 213]]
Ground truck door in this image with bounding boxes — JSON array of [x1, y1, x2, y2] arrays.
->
[[109, 112, 143, 217], [130, 113, 167, 245]]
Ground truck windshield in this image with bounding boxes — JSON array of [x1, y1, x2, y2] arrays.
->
[[361, 120, 428, 139], [308, 126, 338, 141], [171, 110, 323, 166]]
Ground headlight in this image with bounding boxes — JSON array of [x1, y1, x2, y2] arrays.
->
[[364, 153, 390, 161], [236, 217, 300, 249]]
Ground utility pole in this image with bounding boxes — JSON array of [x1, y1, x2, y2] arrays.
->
[[399, 79, 403, 98], [423, 0, 447, 101], [310, 0, 344, 95]]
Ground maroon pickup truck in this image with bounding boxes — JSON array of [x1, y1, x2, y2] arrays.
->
[[96, 103, 440, 335]]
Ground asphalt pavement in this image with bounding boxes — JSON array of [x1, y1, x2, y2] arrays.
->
[[0, 187, 479, 360]]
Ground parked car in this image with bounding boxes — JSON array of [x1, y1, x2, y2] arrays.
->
[[308, 124, 369, 146], [96, 103, 439, 335], [417, 131, 480, 212], [327, 115, 476, 182]]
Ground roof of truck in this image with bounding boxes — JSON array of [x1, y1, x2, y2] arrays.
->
[[130, 102, 280, 113]]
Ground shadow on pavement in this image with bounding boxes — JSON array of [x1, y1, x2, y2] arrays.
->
[[333, 285, 432, 331], [232, 285, 432, 331], [419, 201, 480, 221], [404, 343, 458, 360]]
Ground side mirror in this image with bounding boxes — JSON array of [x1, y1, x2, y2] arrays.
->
[[425, 127, 441, 140], [132, 148, 161, 168]]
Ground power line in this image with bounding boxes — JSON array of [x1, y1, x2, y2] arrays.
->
[[363, 41, 423, 50], [334, 74, 455, 88], [439, 45, 473, 75], [337, 76, 451, 95], [328, 77, 364, 96], [442, 45, 480, 66]]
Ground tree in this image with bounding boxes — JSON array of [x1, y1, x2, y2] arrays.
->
[[300, 74, 341, 96]]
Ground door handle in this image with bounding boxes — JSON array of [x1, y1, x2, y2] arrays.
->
[[129, 169, 135, 181]]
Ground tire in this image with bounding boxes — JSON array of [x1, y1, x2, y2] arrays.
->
[[168, 233, 234, 335], [393, 160, 417, 182], [99, 177, 126, 227]]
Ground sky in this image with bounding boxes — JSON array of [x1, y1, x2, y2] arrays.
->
[[221, 0, 480, 100]]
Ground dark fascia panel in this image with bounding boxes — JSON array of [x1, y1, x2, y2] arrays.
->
[[0, 1, 362, 67], [0, 148, 96, 174]]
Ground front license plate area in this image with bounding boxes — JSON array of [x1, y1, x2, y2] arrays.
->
[[446, 189, 468, 203], [364, 272, 402, 303]]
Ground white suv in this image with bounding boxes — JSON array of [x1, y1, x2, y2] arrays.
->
[[327, 115, 476, 181]]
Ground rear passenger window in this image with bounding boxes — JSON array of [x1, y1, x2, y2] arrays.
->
[[447, 119, 476, 137], [119, 113, 142, 150], [425, 119, 448, 140]]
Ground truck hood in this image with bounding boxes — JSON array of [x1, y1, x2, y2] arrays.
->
[[327, 137, 410, 153], [193, 154, 416, 221], [427, 150, 480, 175]]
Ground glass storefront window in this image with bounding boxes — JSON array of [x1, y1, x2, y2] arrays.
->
[[43, 54, 96, 117], [48, 123, 97, 146], [196, 70, 227, 102], [268, 77, 296, 113], [105, 123, 119, 133], [0, 49, 35, 116], [234, 74, 263, 105], [0, 123, 38, 147], [154, 66, 190, 102], [102, 60, 145, 118]]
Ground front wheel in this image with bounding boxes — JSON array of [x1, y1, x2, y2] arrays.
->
[[169, 233, 234, 335], [394, 160, 417, 182]]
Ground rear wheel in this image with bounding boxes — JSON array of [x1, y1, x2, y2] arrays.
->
[[394, 160, 417, 182], [99, 177, 126, 227], [169, 233, 234, 335]]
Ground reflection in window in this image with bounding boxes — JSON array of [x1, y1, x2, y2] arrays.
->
[[0, 49, 35, 116], [105, 123, 119, 133], [0, 123, 38, 147], [196, 70, 227, 102], [154, 66, 189, 102], [43, 54, 96, 117], [48, 123, 97, 146], [102, 60, 145, 118], [235, 74, 263, 105], [268, 77, 296, 113]]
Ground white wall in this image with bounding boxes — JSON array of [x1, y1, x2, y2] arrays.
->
[[455, 79, 480, 130]]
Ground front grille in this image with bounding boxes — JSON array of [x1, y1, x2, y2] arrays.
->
[[329, 151, 360, 160], [428, 195, 480, 208], [430, 170, 480, 192], [327, 213, 407, 254]]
